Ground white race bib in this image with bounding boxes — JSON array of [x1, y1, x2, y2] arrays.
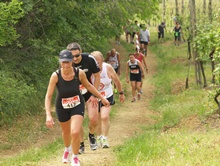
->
[[62, 95, 81, 109], [79, 85, 88, 94], [131, 69, 139, 74]]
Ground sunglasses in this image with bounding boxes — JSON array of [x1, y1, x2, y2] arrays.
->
[[72, 53, 81, 58]]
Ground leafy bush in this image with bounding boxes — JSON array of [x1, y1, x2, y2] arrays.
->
[[0, 71, 41, 127]]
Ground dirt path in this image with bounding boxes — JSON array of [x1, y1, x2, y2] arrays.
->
[[37, 40, 158, 166]]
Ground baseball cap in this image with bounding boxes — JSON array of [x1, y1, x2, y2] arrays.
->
[[59, 50, 73, 62]]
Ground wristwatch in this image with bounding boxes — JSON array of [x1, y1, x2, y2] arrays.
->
[[119, 91, 124, 95]]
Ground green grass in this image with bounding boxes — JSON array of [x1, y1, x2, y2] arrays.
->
[[115, 131, 220, 166], [0, 138, 63, 166], [114, 28, 220, 165]]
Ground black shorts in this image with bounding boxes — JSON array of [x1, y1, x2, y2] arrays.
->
[[82, 91, 92, 102], [158, 32, 164, 38], [130, 72, 142, 82], [99, 95, 115, 112], [174, 34, 181, 41], [140, 41, 148, 45], [114, 67, 119, 73], [132, 32, 136, 38], [56, 101, 85, 122]]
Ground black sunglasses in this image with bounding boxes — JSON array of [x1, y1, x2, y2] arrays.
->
[[72, 53, 81, 58]]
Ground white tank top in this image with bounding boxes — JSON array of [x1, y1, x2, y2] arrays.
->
[[108, 53, 119, 69], [92, 62, 113, 98]]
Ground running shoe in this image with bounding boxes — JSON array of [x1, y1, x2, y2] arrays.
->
[[88, 134, 97, 150], [72, 157, 80, 166], [62, 148, 71, 163], [140, 89, 143, 94], [78, 144, 85, 154], [102, 138, 109, 148], [131, 97, 136, 102], [138, 93, 141, 100], [97, 136, 102, 148]]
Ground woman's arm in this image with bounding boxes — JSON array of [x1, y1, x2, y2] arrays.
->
[[79, 69, 110, 106], [142, 55, 148, 73], [126, 61, 129, 83], [117, 53, 121, 75], [107, 64, 125, 103], [45, 72, 57, 128], [138, 60, 145, 78]]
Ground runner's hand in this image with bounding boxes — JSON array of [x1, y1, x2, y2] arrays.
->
[[89, 95, 98, 108], [101, 98, 110, 107], [46, 114, 55, 128], [119, 94, 125, 103]]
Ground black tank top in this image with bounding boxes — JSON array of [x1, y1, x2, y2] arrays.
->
[[55, 67, 84, 109]]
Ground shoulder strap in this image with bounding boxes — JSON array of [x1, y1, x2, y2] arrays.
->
[[73, 67, 79, 80], [55, 69, 60, 76]]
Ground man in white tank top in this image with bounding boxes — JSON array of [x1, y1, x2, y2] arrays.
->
[[91, 51, 125, 148]]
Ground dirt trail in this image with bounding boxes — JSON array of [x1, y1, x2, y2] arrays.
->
[[37, 41, 158, 166]]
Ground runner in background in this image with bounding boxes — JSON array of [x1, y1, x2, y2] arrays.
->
[[105, 48, 121, 93], [139, 24, 150, 56], [91, 51, 125, 148], [134, 48, 148, 94], [131, 20, 140, 44], [173, 22, 181, 46], [123, 19, 132, 43], [158, 22, 166, 42], [126, 53, 145, 102], [67, 42, 100, 154]]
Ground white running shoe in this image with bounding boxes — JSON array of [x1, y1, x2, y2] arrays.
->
[[62, 148, 71, 163], [71, 157, 80, 166], [102, 138, 109, 148]]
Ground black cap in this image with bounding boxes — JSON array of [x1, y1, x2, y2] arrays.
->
[[59, 50, 73, 62]]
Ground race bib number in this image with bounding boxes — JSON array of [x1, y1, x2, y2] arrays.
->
[[79, 85, 88, 94], [131, 69, 139, 74], [62, 95, 81, 109]]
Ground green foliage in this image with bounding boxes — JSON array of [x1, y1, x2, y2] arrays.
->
[[0, 0, 24, 46], [0, 71, 41, 127], [195, 21, 220, 62]]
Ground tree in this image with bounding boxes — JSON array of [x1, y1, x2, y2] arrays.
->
[[0, 0, 24, 46], [189, 0, 201, 85]]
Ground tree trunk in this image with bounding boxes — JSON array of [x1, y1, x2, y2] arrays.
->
[[208, 0, 212, 22], [162, 0, 166, 22], [200, 61, 207, 87], [175, 0, 179, 16], [181, 0, 184, 14], [203, 0, 206, 14], [189, 0, 201, 85], [209, 49, 215, 83]]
